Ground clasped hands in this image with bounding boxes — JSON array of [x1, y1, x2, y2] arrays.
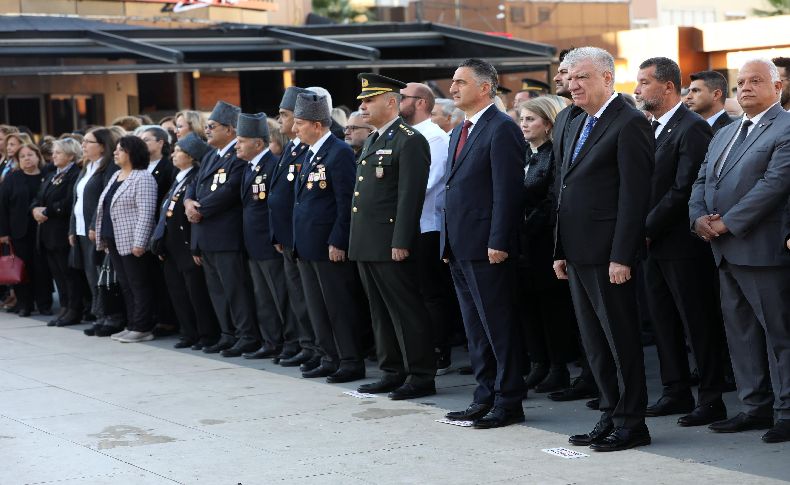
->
[[693, 213, 728, 241], [553, 260, 632, 285], [184, 199, 203, 223]]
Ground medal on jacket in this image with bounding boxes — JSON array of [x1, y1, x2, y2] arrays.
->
[[376, 165, 384, 179], [287, 164, 295, 181]]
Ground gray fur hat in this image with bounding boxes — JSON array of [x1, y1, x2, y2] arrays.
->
[[176, 133, 211, 161], [208, 100, 241, 128], [237, 112, 269, 140], [294, 93, 331, 123], [279, 86, 311, 112]]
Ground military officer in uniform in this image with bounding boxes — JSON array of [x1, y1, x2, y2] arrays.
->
[[349, 73, 436, 400], [183, 101, 261, 357], [236, 112, 300, 360], [270, 87, 321, 370], [292, 93, 365, 383]]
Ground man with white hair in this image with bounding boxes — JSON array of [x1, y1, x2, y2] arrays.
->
[[553, 46, 654, 451], [431, 98, 456, 133], [690, 58, 790, 443], [306, 86, 345, 140]]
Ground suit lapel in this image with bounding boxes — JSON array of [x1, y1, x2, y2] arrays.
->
[[110, 171, 134, 207], [718, 107, 782, 180], [654, 105, 687, 150], [564, 97, 623, 177], [448, 105, 497, 179], [297, 136, 333, 195], [562, 113, 585, 174]]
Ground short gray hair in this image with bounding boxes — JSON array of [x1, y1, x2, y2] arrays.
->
[[435, 98, 455, 116], [458, 58, 498, 99], [741, 58, 780, 83], [53, 137, 82, 163], [563, 47, 616, 83]]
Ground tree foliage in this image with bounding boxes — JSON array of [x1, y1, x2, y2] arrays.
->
[[753, 0, 790, 16], [312, 0, 373, 23]]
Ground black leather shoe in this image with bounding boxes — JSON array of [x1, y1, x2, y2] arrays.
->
[[55, 309, 83, 327], [547, 377, 598, 402], [326, 367, 366, 384], [678, 400, 726, 427], [173, 339, 195, 349], [50, 308, 68, 327], [645, 395, 695, 417], [280, 349, 313, 367], [590, 424, 651, 451], [473, 406, 525, 429], [586, 398, 600, 410], [243, 347, 281, 359], [302, 363, 337, 378], [202, 338, 236, 354], [569, 417, 614, 446], [709, 412, 773, 433], [38, 308, 53, 316], [388, 381, 436, 400], [524, 362, 549, 389], [446, 403, 492, 421], [299, 355, 322, 372], [94, 324, 124, 337], [83, 321, 104, 336], [534, 365, 570, 393], [18, 308, 32, 317], [191, 342, 206, 351], [762, 419, 790, 443], [357, 376, 406, 394], [220, 341, 260, 358]]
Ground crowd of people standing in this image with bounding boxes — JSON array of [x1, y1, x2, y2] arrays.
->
[[1, 48, 789, 451]]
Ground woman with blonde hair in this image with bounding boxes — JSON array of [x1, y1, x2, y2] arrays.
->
[[516, 96, 580, 394], [174, 110, 206, 141], [1, 132, 34, 180]]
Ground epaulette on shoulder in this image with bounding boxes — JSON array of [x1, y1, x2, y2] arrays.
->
[[398, 123, 415, 136]]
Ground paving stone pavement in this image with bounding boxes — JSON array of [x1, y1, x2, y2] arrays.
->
[[1, 312, 788, 485]]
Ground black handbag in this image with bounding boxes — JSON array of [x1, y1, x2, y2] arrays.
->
[[96, 253, 124, 315]]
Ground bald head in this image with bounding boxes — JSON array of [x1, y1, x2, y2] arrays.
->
[[399, 82, 436, 125]]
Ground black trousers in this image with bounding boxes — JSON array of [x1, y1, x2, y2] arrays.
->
[[283, 247, 317, 353], [12, 234, 52, 312], [107, 240, 154, 333], [147, 254, 177, 329], [298, 259, 362, 369], [416, 231, 459, 352], [249, 257, 300, 354], [644, 253, 724, 405], [162, 257, 219, 345], [449, 259, 525, 409], [201, 250, 259, 345], [718, 259, 790, 420], [358, 260, 435, 385], [567, 263, 647, 428], [45, 245, 84, 312]]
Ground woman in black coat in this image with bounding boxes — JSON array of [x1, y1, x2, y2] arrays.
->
[[516, 97, 579, 393], [31, 138, 84, 326], [68, 127, 122, 332], [0, 143, 52, 316]]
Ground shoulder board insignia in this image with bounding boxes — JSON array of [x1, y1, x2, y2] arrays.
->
[[398, 124, 415, 136]]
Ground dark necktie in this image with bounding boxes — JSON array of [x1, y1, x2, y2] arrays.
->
[[301, 150, 314, 174], [369, 131, 379, 147], [571, 116, 597, 164], [716, 120, 753, 177], [651, 120, 660, 133], [453, 120, 473, 164]]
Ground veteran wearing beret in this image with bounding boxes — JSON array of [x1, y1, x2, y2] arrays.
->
[[183, 100, 261, 357], [349, 73, 436, 400]]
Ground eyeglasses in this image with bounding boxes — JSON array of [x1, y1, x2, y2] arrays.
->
[[401, 95, 423, 101], [344, 125, 372, 132], [82, 139, 99, 144], [205, 123, 224, 131]]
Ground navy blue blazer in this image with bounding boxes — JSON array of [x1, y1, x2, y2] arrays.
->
[[151, 169, 198, 271], [185, 143, 245, 253], [241, 150, 281, 261], [268, 140, 310, 248], [293, 135, 355, 262], [441, 104, 527, 260]]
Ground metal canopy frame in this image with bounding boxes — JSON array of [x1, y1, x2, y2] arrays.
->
[[85, 30, 183, 64]]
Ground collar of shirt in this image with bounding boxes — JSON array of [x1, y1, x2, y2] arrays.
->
[[464, 103, 495, 134], [308, 131, 333, 159], [592, 92, 619, 119], [85, 158, 100, 174], [248, 148, 270, 169], [376, 117, 400, 137], [147, 159, 160, 174], [291, 137, 301, 147], [743, 102, 778, 125], [654, 101, 683, 137], [56, 162, 74, 175], [706, 109, 727, 126], [175, 166, 193, 184], [217, 139, 237, 158]]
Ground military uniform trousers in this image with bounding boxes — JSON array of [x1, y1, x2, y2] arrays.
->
[[200, 250, 260, 345], [297, 258, 363, 370], [283, 247, 318, 354], [248, 257, 300, 354], [162, 258, 220, 346], [357, 260, 435, 385]]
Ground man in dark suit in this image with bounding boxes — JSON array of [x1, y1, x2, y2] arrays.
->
[[685, 71, 736, 135], [633, 57, 726, 426], [690, 59, 790, 444], [235, 112, 299, 361], [292, 93, 365, 383], [554, 47, 654, 451], [349, 73, 436, 400], [270, 86, 320, 370], [184, 101, 260, 357], [440, 59, 527, 429]]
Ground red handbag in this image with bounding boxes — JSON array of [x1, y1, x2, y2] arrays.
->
[[0, 241, 27, 285]]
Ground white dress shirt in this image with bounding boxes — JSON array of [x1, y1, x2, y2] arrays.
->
[[248, 148, 270, 170], [307, 131, 333, 163], [706, 109, 728, 127], [464, 103, 495, 137], [147, 159, 160, 174], [653, 101, 683, 138], [413, 119, 450, 233], [73, 158, 100, 236]]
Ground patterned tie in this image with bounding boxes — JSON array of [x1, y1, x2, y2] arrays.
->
[[571, 116, 597, 164], [716, 120, 752, 177], [453, 120, 474, 164]]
